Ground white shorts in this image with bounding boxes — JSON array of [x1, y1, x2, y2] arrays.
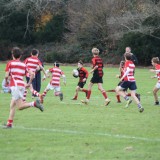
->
[[11, 86, 25, 100], [156, 82, 160, 89], [46, 83, 61, 93]]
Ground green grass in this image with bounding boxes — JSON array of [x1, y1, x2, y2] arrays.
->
[[0, 63, 160, 160]]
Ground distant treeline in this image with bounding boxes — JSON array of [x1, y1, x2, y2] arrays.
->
[[0, 0, 160, 65]]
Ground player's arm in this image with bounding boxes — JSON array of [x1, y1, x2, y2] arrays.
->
[[42, 69, 50, 81], [39, 65, 47, 78], [82, 68, 88, 82], [61, 72, 66, 85], [26, 69, 34, 87], [4, 71, 10, 86], [120, 67, 130, 81]]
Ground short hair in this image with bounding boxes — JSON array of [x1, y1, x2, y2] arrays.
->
[[92, 48, 99, 55], [54, 61, 59, 67], [78, 60, 83, 65], [11, 47, 22, 59], [120, 60, 125, 67], [126, 46, 131, 50], [31, 49, 39, 55], [124, 52, 132, 60], [152, 57, 159, 64]]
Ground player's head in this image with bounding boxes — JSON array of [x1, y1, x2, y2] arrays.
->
[[92, 48, 99, 56], [78, 60, 83, 68], [54, 61, 59, 67], [120, 61, 125, 68], [31, 49, 39, 56], [151, 57, 159, 66], [11, 47, 22, 59], [125, 47, 131, 53], [124, 52, 132, 61]]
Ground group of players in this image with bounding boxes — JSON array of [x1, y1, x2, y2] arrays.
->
[[2, 46, 160, 128]]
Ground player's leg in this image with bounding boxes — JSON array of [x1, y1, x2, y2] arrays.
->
[[116, 82, 132, 108], [153, 86, 159, 105], [4, 99, 16, 128], [79, 82, 88, 97], [81, 82, 94, 104], [98, 83, 110, 106], [72, 86, 80, 100], [130, 90, 144, 112], [54, 86, 63, 101]]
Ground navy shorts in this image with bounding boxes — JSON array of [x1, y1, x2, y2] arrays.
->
[[90, 76, 103, 84], [77, 81, 86, 88], [119, 81, 137, 91]]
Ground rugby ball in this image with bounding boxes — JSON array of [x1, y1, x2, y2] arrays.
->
[[72, 69, 79, 78]]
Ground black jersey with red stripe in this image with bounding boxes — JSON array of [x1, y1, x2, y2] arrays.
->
[[77, 67, 89, 82], [92, 56, 104, 77]]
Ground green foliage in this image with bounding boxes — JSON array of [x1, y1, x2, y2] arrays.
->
[[35, 13, 68, 43], [0, 11, 35, 44], [117, 31, 160, 65], [44, 43, 92, 63]]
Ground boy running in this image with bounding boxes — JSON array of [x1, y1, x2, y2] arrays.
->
[[81, 48, 110, 106], [107, 60, 140, 102], [116, 52, 144, 112], [3, 47, 44, 129], [42, 62, 66, 101], [72, 60, 88, 100], [150, 57, 160, 105]]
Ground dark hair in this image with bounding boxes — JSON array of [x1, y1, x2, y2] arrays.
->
[[124, 52, 132, 60], [120, 61, 125, 67], [152, 57, 159, 64], [54, 61, 59, 67], [78, 60, 83, 65], [31, 49, 39, 55], [11, 47, 22, 59]]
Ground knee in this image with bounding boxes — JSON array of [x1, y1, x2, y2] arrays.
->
[[153, 89, 157, 95], [115, 86, 119, 93]]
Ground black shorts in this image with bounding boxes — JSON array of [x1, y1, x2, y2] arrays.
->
[[118, 81, 127, 91], [78, 81, 86, 88], [119, 81, 137, 91], [90, 76, 103, 84]]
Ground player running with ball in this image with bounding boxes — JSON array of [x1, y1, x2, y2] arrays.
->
[[72, 60, 89, 100]]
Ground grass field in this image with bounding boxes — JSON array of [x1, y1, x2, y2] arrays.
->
[[0, 63, 160, 160]]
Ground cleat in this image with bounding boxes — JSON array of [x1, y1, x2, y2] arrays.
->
[[39, 94, 44, 103], [81, 99, 89, 105], [139, 107, 144, 113], [71, 98, 77, 100], [154, 102, 159, 105], [125, 99, 132, 108], [35, 99, 44, 112], [117, 101, 121, 103], [59, 93, 63, 101], [3, 124, 12, 129], [105, 98, 111, 106], [136, 94, 141, 101]]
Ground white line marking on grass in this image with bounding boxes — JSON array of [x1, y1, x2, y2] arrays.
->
[[1, 125, 160, 142]]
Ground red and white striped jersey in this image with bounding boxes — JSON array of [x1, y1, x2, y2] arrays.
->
[[123, 60, 135, 82], [5, 60, 28, 87], [155, 64, 160, 82], [49, 67, 64, 86], [24, 56, 42, 77]]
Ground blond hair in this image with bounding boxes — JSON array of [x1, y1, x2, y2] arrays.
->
[[92, 48, 99, 55], [152, 57, 159, 64]]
